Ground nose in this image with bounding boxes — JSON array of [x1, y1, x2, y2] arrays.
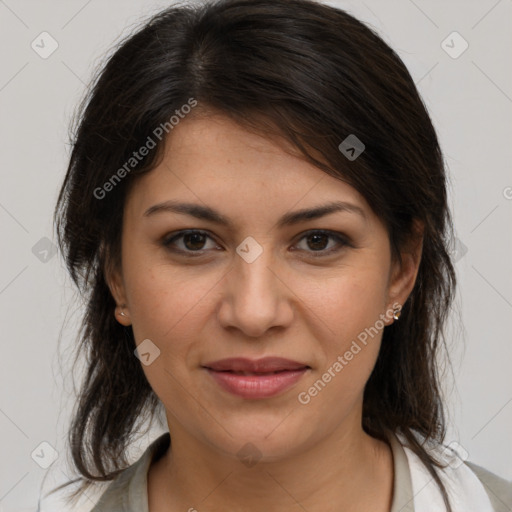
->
[[217, 241, 294, 338]]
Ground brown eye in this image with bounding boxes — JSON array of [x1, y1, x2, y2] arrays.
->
[[163, 230, 217, 254], [294, 230, 350, 256], [162, 229, 351, 259], [305, 232, 330, 251], [182, 232, 208, 250]]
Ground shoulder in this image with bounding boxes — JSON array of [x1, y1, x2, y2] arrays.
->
[[90, 454, 149, 512], [90, 464, 139, 511], [391, 429, 512, 511], [90, 432, 170, 512], [464, 461, 512, 512]]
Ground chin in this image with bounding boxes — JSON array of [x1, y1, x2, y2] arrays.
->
[[201, 416, 315, 463]]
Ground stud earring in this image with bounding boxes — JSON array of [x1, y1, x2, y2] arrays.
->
[[392, 305, 402, 320], [117, 304, 128, 318]]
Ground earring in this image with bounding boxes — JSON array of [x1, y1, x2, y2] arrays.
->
[[392, 305, 402, 321], [116, 306, 131, 326]]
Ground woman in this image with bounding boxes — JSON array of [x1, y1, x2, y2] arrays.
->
[[49, 0, 512, 510]]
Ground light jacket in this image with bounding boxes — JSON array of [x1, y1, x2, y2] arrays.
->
[[86, 430, 512, 512]]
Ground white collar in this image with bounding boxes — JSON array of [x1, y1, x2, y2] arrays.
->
[[396, 432, 494, 512]]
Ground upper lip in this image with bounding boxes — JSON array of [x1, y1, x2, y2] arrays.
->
[[203, 357, 310, 373]]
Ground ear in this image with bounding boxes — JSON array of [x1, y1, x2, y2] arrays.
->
[[385, 219, 424, 323], [104, 255, 132, 326]]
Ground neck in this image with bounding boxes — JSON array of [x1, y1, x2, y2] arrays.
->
[[148, 419, 394, 512]]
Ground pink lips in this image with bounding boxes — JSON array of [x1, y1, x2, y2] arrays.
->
[[203, 357, 310, 399]]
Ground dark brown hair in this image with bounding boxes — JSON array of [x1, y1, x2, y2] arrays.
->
[[51, 0, 457, 509]]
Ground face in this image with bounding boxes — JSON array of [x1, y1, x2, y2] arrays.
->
[[108, 113, 421, 461]]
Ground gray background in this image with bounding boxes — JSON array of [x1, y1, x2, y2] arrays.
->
[[0, 0, 511, 510]]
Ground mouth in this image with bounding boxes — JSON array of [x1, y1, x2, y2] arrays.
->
[[202, 356, 310, 373], [213, 369, 298, 375], [202, 357, 311, 399]]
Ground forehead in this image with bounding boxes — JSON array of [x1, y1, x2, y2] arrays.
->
[[124, 114, 374, 229]]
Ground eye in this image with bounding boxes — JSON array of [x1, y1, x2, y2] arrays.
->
[[162, 229, 351, 257], [293, 230, 350, 256], [162, 230, 218, 255]]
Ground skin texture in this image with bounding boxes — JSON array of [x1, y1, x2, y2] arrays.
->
[[107, 114, 423, 512]]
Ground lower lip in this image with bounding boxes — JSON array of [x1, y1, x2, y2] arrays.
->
[[205, 368, 308, 399]]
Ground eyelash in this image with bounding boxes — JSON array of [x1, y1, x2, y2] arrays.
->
[[161, 229, 352, 258]]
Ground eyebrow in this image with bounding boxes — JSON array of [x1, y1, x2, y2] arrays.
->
[[143, 199, 367, 228]]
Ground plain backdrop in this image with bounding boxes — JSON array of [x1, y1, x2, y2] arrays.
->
[[0, 0, 511, 510]]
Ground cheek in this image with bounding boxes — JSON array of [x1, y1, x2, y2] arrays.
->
[[299, 263, 389, 342], [127, 267, 212, 342], [297, 264, 389, 396], [123, 250, 228, 380], [124, 265, 215, 404]]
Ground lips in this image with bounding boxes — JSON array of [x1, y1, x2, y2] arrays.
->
[[202, 357, 310, 399], [203, 357, 309, 373]]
